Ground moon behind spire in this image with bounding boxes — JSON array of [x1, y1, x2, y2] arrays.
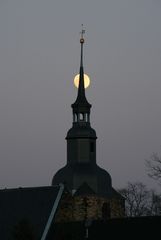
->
[[74, 74, 90, 89]]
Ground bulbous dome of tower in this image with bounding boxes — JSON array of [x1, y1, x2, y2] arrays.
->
[[52, 163, 112, 197]]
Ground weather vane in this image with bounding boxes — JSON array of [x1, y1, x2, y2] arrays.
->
[[80, 24, 85, 43]]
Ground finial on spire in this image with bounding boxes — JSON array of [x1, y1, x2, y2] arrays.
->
[[80, 24, 85, 68], [80, 24, 85, 44]]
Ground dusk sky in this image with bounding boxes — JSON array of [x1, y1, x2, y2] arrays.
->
[[0, 0, 161, 191]]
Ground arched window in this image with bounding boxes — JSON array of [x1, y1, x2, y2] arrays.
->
[[79, 113, 84, 121]]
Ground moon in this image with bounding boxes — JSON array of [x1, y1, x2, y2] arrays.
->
[[74, 74, 90, 89]]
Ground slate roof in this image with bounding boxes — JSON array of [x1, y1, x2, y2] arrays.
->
[[0, 185, 63, 240], [111, 187, 125, 200]]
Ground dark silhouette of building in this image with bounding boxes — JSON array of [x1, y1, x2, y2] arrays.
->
[[52, 31, 124, 221], [0, 33, 124, 239], [1, 32, 160, 240], [0, 185, 66, 240]]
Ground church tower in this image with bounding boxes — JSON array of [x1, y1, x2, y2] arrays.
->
[[52, 30, 124, 220]]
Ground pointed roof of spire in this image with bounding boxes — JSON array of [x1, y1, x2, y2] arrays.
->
[[72, 26, 91, 110]]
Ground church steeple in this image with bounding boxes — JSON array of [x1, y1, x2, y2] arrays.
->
[[72, 27, 91, 124], [52, 31, 113, 199]]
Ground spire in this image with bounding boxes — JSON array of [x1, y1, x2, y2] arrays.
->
[[72, 25, 91, 111], [77, 26, 86, 100]]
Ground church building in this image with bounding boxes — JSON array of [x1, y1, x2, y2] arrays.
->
[[52, 30, 124, 222], [0, 31, 124, 240]]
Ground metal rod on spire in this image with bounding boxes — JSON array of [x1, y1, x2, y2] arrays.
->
[[80, 24, 85, 39], [80, 24, 85, 67]]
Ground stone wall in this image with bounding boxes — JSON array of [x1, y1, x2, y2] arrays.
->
[[55, 192, 124, 223]]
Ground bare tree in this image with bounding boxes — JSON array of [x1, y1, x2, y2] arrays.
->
[[146, 153, 161, 184], [118, 182, 161, 217]]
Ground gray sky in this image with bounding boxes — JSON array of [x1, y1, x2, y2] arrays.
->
[[0, 0, 161, 191]]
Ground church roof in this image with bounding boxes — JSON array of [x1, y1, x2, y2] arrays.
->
[[111, 187, 125, 200], [0, 185, 64, 240]]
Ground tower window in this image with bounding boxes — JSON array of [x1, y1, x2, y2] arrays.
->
[[73, 114, 78, 122], [79, 113, 84, 121], [90, 142, 94, 152]]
